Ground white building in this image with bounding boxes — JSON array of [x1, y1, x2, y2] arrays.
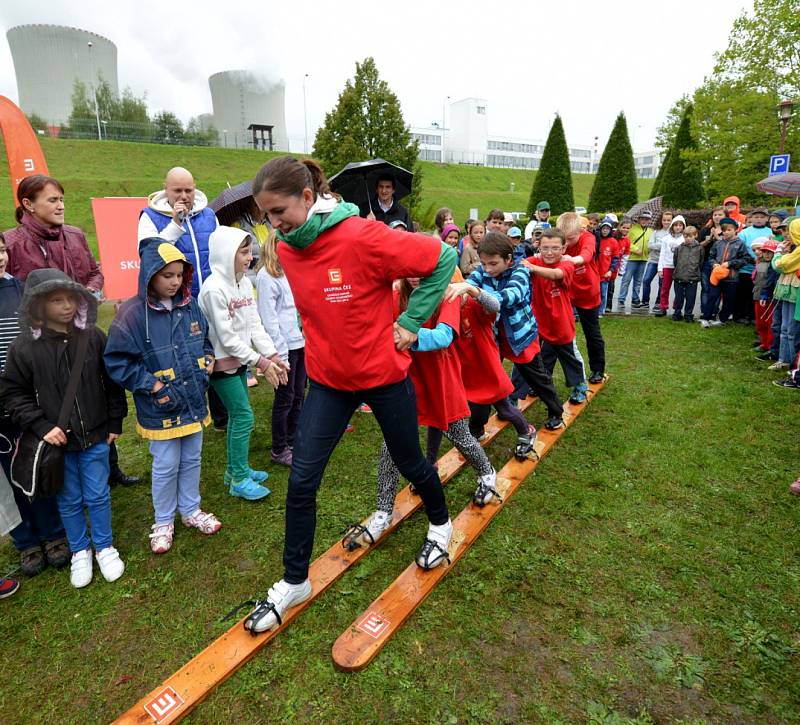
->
[[633, 150, 664, 179], [411, 97, 660, 178]]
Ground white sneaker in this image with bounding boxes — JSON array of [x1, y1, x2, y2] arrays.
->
[[699, 320, 710, 328], [768, 361, 790, 370], [473, 470, 501, 506], [709, 320, 724, 327], [244, 578, 312, 633], [416, 519, 453, 569], [95, 546, 125, 582], [70, 548, 93, 588]]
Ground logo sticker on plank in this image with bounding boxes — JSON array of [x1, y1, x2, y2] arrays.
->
[[144, 686, 185, 722], [356, 611, 390, 639]]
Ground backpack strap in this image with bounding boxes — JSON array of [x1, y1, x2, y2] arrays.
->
[[56, 330, 90, 432]]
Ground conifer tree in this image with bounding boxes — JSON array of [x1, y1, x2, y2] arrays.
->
[[587, 112, 638, 212], [659, 105, 705, 208], [527, 115, 574, 216]]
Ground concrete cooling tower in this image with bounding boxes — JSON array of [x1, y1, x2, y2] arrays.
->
[[6, 24, 119, 125], [208, 70, 287, 150]]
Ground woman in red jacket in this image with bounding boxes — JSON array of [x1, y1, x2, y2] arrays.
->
[[4, 175, 103, 292], [241, 156, 456, 633]]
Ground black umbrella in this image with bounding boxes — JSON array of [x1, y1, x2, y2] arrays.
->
[[626, 196, 663, 222], [329, 158, 413, 213], [209, 180, 255, 226]]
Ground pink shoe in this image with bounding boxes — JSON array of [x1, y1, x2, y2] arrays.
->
[[182, 510, 222, 535], [270, 448, 293, 467], [149, 523, 174, 554], [789, 479, 800, 496]]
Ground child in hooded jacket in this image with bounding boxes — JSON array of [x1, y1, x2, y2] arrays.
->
[[0, 270, 127, 589], [671, 225, 704, 322], [701, 217, 752, 326], [751, 239, 780, 353], [256, 231, 306, 468], [656, 215, 686, 316], [198, 226, 287, 501], [105, 240, 221, 554]]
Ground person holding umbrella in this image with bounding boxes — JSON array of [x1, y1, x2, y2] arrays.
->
[[241, 155, 456, 633], [360, 173, 413, 229]]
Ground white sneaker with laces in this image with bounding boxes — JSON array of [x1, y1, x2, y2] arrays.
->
[[182, 510, 222, 535], [244, 579, 313, 633], [70, 548, 93, 588], [416, 519, 453, 569], [768, 361, 790, 370], [95, 546, 125, 582]]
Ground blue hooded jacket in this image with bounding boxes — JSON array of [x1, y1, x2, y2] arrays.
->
[[104, 238, 213, 440]]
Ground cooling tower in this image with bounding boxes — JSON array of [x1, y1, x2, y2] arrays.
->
[[6, 24, 119, 125], [208, 70, 287, 150]]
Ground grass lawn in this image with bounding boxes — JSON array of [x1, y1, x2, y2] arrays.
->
[[0, 138, 654, 254], [1, 312, 797, 724]]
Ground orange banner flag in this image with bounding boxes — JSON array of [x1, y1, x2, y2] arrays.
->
[[0, 96, 49, 206]]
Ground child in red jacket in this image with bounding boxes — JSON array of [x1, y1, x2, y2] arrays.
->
[[522, 228, 588, 403], [596, 219, 620, 317]]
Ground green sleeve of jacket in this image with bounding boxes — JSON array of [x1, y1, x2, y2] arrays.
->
[[397, 243, 457, 334]]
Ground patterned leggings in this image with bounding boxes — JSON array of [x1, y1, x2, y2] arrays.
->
[[376, 417, 493, 514]]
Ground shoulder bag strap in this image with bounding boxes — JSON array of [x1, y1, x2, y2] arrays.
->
[[56, 329, 90, 432]]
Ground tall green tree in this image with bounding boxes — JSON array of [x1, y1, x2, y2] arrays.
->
[[65, 78, 152, 141], [714, 0, 800, 99], [587, 112, 638, 212], [527, 115, 574, 216], [650, 145, 671, 198], [659, 104, 705, 208], [313, 57, 422, 216], [152, 111, 185, 144]]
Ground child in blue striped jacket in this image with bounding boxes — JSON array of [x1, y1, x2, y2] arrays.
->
[[445, 231, 565, 430]]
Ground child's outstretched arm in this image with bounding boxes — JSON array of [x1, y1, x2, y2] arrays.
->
[[412, 323, 455, 352], [397, 243, 457, 335], [520, 259, 564, 281]]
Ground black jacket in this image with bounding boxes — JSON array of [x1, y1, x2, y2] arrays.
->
[[359, 195, 412, 229], [0, 268, 126, 451], [1, 325, 127, 451], [708, 237, 751, 272]]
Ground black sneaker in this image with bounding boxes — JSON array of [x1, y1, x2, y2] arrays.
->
[[654, 310, 667, 317], [755, 352, 778, 362], [672, 314, 683, 321], [684, 316, 694, 323], [773, 377, 800, 389], [588, 371, 605, 384], [514, 425, 537, 460], [108, 467, 142, 487], [544, 415, 565, 430]]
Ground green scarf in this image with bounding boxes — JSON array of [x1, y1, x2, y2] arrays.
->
[[276, 201, 360, 249]]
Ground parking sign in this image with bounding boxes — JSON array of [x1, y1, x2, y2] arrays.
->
[[769, 154, 790, 175]]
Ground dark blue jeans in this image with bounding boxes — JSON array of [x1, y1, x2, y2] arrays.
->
[[642, 262, 660, 307], [673, 281, 698, 318], [283, 377, 449, 583], [271, 348, 307, 453], [702, 279, 738, 322], [699, 260, 713, 315]]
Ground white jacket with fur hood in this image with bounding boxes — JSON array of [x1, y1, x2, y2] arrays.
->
[[198, 226, 277, 372]]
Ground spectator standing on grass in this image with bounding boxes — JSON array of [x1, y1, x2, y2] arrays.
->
[[699, 207, 725, 321], [486, 208, 505, 232], [616, 211, 653, 311], [5, 174, 139, 488], [460, 220, 484, 276], [700, 217, 750, 327], [359, 174, 413, 230], [767, 218, 800, 372], [655, 215, 686, 317], [0, 231, 69, 578], [606, 219, 631, 312], [751, 239, 779, 354], [736, 206, 772, 324], [670, 225, 703, 322], [138, 166, 228, 432], [643, 210, 673, 313]]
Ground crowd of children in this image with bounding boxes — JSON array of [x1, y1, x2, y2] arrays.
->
[[2, 166, 798, 604]]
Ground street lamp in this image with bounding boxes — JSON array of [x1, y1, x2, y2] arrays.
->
[[222, 129, 228, 148], [87, 41, 102, 141], [778, 99, 796, 154], [303, 73, 309, 154], [101, 119, 108, 140]]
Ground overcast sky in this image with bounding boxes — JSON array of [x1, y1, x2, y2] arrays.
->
[[0, 0, 749, 153]]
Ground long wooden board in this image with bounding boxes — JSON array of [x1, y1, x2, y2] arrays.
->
[[114, 396, 538, 724], [331, 378, 605, 672]]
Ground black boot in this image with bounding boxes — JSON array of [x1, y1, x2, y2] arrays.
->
[[108, 466, 142, 487]]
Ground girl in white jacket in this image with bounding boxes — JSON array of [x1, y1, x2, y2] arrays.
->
[[199, 226, 287, 500], [656, 215, 686, 317], [256, 232, 306, 467]]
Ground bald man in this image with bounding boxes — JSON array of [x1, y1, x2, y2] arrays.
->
[[138, 167, 219, 296]]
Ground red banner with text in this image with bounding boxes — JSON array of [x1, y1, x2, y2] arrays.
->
[[92, 197, 147, 301], [0, 96, 49, 206]]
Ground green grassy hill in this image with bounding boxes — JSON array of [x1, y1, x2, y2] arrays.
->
[[0, 138, 654, 252]]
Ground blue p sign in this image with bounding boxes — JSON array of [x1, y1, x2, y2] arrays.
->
[[769, 154, 790, 175]]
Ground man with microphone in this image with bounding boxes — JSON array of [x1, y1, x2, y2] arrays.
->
[[138, 167, 228, 430]]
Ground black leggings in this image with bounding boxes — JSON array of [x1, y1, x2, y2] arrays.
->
[[467, 398, 529, 439]]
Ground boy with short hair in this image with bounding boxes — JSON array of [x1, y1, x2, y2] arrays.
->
[[0, 270, 128, 588], [446, 232, 565, 430], [671, 225, 704, 322], [701, 217, 752, 327], [485, 208, 505, 232], [520, 229, 588, 401]]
